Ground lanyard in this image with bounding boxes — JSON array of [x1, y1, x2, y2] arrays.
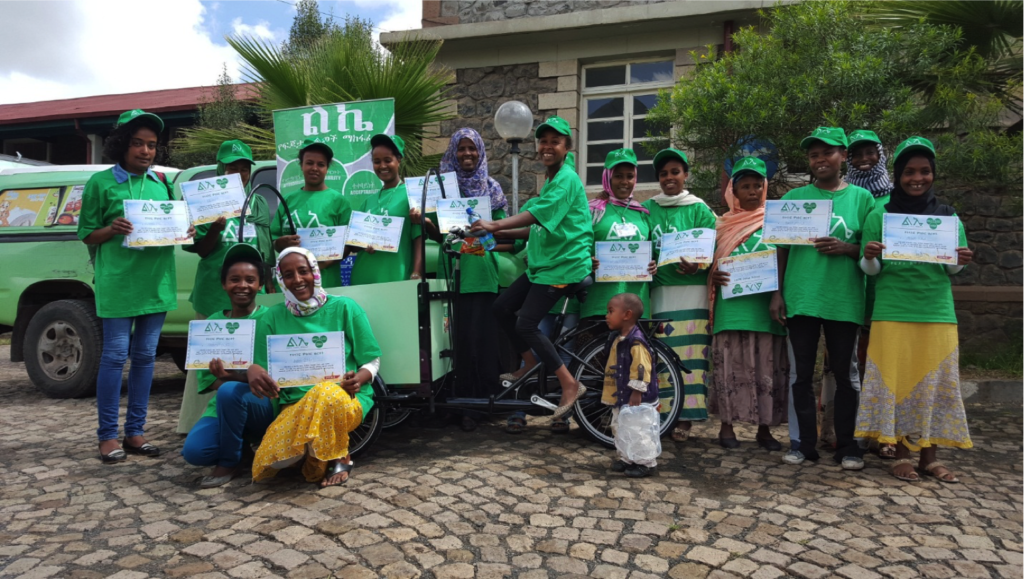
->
[[127, 173, 147, 201], [366, 185, 399, 216]]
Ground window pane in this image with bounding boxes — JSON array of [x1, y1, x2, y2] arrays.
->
[[637, 163, 657, 185], [587, 120, 624, 141], [586, 166, 605, 186], [634, 118, 669, 140], [251, 167, 280, 217], [587, 142, 624, 165], [586, 65, 626, 88], [587, 97, 624, 119], [633, 94, 659, 116], [630, 60, 674, 84]]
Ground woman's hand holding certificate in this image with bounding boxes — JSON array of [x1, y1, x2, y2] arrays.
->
[[345, 211, 403, 253], [123, 200, 193, 247], [762, 200, 832, 245]]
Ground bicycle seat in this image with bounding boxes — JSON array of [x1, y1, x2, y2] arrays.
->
[[565, 275, 594, 304]]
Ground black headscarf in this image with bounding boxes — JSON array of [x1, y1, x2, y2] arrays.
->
[[886, 152, 955, 216]]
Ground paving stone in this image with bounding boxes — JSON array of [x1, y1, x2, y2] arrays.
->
[[688, 546, 731, 566]]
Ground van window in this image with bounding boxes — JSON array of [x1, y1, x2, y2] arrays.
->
[[251, 167, 280, 217], [0, 187, 64, 227], [53, 185, 85, 226]]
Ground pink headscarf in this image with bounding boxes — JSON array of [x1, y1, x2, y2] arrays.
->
[[588, 167, 649, 225]]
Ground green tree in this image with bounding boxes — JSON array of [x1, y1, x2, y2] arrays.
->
[[647, 0, 1021, 199], [284, 0, 339, 55], [168, 65, 256, 168], [172, 19, 453, 176]]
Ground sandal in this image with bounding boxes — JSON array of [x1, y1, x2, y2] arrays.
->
[[879, 444, 896, 459], [321, 459, 353, 488], [551, 382, 586, 419], [551, 417, 570, 434], [505, 413, 526, 434], [891, 458, 920, 482], [670, 427, 690, 442], [922, 461, 959, 483]]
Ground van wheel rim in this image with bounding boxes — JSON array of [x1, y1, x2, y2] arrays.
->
[[37, 321, 82, 381]]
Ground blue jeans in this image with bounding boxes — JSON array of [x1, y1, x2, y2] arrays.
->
[[96, 313, 166, 441], [181, 381, 276, 468]]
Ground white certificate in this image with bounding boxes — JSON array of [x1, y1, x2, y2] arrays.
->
[[267, 331, 345, 388], [595, 241, 652, 283], [436, 197, 491, 234], [184, 319, 256, 370], [762, 199, 832, 245], [406, 172, 461, 213], [882, 213, 959, 264], [720, 248, 779, 300], [180, 172, 247, 226], [658, 228, 716, 266], [297, 226, 348, 261], [123, 200, 193, 247], [345, 211, 403, 253]]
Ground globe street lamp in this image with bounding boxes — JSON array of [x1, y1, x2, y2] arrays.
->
[[494, 100, 534, 215]]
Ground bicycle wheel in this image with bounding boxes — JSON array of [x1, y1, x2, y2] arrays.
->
[[570, 337, 684, 448], [349, 378, 386, 457]]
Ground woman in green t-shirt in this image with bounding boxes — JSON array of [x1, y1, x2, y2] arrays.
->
[[246, 247, 383, 487], [272, 139, 352, 288], [642, 148, 718, 441], [856, 136, 973, 483], [77, 109, 180, 463], [707, 157, 787, 451], [470, 116, 593, 418], [348, 134, 423, 285], [771, 127, 876, 469]]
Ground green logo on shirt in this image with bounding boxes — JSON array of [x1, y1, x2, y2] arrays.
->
[[287, 337, 309, 348], [160, 203, 174, 214], [803, 202, 817, 214], [311, 335, 328, 348], [225, 322, 240, 334]]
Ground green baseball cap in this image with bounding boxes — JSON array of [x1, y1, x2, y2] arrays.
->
[[535, 116, 572, 138], [800, 126, 849, 150], [847, 130, 882, 150], [298, 138, 335, 163], [217, 140, 254, 165], [604, 148, 638, 169], [731, 156, 767, 179], [370, 134, 406, 158], [653, 148, 689, 171], [222, 242, 265, 272], [892, 136, 935, 163], [117, 109, 164, 132]]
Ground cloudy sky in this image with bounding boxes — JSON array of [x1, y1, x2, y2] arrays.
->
[[0, 0, 421, 105]]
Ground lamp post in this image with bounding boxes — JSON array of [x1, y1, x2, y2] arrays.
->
[[494, 100, 534, 215]]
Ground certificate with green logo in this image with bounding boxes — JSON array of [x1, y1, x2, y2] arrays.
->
[[720, 248, 778, 300], [406, 172, 460, 213], [345, 210, 403, 253], [180, 172, 246, 226], [436, 197, 490, 234], [297, 226, 348, 261], [123, 199, 193, 247], [882, 213, 959, 264], [763, 200, 832, 245], [185, 319, 256, 370], [658, 228, 716, 266], [267, 331, 345, 388], [595, 241, 652, 283]]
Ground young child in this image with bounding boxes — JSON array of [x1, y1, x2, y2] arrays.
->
[[602, 293, 660, 478]]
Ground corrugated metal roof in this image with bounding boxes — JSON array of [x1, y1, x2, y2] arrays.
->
[[0, 84, 257, 126]]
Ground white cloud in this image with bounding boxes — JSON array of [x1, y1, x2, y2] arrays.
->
[[231, 17, 280, 41], [376, 0, 421, 34], [0, 0, 274, 105]]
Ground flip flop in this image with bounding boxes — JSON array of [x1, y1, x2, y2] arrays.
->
[[505, 414, 526, 434], [891, 458, 919, 482], [321, 459, 353, 488], [551, 417, 570, 434], [922, 461, 959, 483], [670, 427, 690, 442], [552, 382, 586, 419], [879, 444, 896, 459]]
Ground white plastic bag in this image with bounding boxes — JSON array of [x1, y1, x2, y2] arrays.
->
[[615, 404, 662, 464]]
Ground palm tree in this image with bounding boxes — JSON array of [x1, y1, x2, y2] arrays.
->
[[172, 24, 454, 175]]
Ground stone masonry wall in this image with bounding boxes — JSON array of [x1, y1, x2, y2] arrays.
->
[[439, 0, 672, 24]]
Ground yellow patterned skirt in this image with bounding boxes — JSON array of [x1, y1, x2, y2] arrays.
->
[[252, 382, 363, 483], [854, 321, 972, 451]]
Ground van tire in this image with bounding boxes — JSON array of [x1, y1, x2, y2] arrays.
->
[[24, 299, 102, 399]]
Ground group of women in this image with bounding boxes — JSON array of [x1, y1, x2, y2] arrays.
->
[[81, 108, 972, 487]]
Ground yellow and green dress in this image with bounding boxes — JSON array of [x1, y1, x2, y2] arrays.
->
[[854, 209, 971, 450]]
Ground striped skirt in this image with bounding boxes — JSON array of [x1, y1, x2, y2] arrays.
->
[[651, 285, 710, 422]]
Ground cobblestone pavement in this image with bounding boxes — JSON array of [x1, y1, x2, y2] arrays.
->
[[1, 347, 1021, 579]]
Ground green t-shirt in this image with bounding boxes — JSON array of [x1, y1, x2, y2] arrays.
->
[[712, 229, 785, 336], [643, 199, 718, 288], [864, 194, 891, 322], [436, 208, 507, 294], [186, 194, 273, 317], [583, 205, 652, 319], [196, 306, 270, 419], [861, 208, 967, 324], [76, 168, 178, 319], [524, 164, 594, 286], [350, 183, 423, 285], [271, 188, 352, 288], [253, 296, 382, 416], [780, 183, 875, 325]]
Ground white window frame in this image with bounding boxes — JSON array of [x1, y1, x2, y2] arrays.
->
[[579, 57, 675, 193]]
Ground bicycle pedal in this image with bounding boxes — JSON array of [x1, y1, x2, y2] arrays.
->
[[529, 395, 558, 411]]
